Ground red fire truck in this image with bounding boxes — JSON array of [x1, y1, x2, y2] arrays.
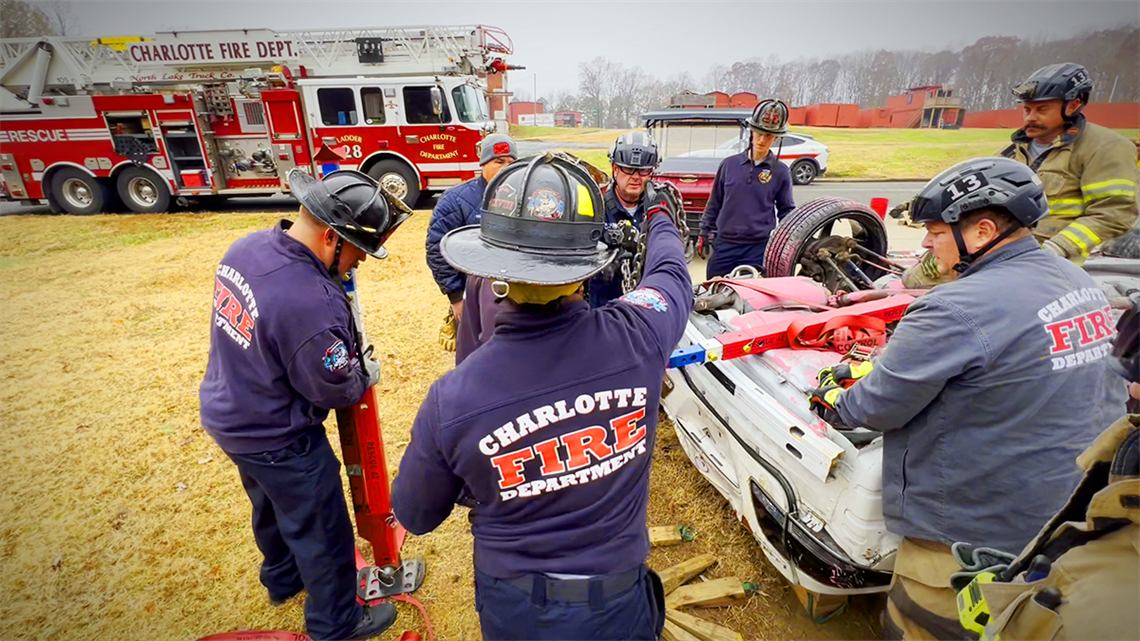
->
[[0, 26, 517, 213]]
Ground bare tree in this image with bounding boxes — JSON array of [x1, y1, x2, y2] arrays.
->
[[1, 0, 56, 38], [558, 26, 1139, 124], [578, 56, 615, 127], [33, 0, 76, 36]]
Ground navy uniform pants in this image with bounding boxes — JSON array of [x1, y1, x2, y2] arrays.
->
[[706, 237, 770, 280], [474, 564, 665, 641], [226, 429, 361, 641]]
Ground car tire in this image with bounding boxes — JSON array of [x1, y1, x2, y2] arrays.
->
[[791, 160, 818, 186], [49, 167, 111, 215], [367, 160, 420, 209], [765, 197, 890, 281], [117, 166, 171, 213]]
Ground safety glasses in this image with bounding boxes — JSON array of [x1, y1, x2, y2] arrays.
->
[[616, 165, 653, 177]]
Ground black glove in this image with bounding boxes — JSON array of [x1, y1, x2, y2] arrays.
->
[[807, 384, 844, 423]]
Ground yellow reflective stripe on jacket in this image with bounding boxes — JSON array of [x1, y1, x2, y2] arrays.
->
[[1083, 179, 1137, 202], [1083, 178, 1136, 192], [1049, 197, 1085, 217], [1059, 223, 1103, 258], [1085, 189, 1136, 202]]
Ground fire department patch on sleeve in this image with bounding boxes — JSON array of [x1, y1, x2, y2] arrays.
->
[[323, 340, 350, 372], [619, 288, 668, 313]]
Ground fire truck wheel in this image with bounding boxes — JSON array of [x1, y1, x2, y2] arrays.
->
[[116, 167, 171, 213], [49, 168, 110, 215], [367, 160, 420, 208]]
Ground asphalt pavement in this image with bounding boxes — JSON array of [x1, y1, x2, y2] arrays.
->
[[0, 181, 927, 217]]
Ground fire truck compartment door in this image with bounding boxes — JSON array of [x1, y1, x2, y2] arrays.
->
[[263, 91, 305, 188]]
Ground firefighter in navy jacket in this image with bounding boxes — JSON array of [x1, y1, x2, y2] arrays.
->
[[700, 99, 796, 279], [428, 134, 517, 352], [199, 169, 410, 641], [392, 155, 692, 640]]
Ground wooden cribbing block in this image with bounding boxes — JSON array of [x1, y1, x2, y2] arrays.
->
[[665, 609, 744, 641], [661, 619, 702, 641], [657, 553, 717, 595], [665, 577, 746, 609], [792, 585, 848, 619], [649, 525, 684, 547]]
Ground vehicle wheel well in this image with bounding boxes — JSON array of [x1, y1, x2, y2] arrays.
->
[[360, 153, 419, 184], [109, 163, 173, 194]]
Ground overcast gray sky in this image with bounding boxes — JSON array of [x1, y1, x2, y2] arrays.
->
[[58, 0, 1140, 96]]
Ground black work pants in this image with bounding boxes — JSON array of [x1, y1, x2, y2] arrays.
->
[[474, 564, 665, 640], [226, 429, 361, 640]]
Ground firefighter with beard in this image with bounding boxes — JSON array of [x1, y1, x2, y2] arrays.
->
[[199, 169, 411, 641]]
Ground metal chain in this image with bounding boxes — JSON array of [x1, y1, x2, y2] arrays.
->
[[620, 180, 688, 294]]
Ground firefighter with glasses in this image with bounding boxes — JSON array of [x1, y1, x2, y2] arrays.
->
[[699, 98, 796, 280], [586, 131, 665, 307]]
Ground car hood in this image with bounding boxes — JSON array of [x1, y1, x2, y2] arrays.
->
[[657, 156, 724, 177]]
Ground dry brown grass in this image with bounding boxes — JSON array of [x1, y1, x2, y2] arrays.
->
[[0, 209, 880, 640]]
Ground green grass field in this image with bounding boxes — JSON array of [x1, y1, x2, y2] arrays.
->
[[516, 125, 1139, 180]]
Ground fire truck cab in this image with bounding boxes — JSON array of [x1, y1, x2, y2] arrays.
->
[[0, 26, 516, 214]]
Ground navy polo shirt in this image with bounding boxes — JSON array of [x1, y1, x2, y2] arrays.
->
[[700, 151, 795, 243]]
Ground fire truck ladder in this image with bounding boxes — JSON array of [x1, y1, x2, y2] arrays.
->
[[1, 25, 514, 106]]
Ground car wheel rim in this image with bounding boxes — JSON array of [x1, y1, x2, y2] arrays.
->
[[796, 165, 813, 182], [62, 178, 93, 208], [128, 176, 159, 206], [379, 173, 408, 200]]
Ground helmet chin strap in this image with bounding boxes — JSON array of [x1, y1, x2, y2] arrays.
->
[[328, 237, 344, 280], [950, 222, 1021, 273]]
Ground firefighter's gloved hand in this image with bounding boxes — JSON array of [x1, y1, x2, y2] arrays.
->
[[1042, 239, 1065, 258], [950, 542, 1017, 592], [888, 201, 911, 219], [807, 384, 844, 424], [438, 308, 457, 353], [696, 234, 708, 257], [919, 250, 942, 281], [363, 350, 381, 388], [952, 542, 1017, 573], [818, 360, 875, 389]]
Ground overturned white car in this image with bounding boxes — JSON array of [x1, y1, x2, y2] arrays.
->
[[659, 199, 1139, 615]]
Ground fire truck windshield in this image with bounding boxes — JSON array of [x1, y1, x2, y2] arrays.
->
[[452, 85, 489, 123]]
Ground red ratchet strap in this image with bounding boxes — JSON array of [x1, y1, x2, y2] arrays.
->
[[710, 278, 837, 310], [390, 594, 436, 641], [787, 314, 887, 354]]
